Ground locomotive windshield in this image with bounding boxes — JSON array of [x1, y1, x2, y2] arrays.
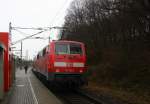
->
[[55, 43, 82, 55], [70, 44, 82, 54], [55, 44, 68, 54]]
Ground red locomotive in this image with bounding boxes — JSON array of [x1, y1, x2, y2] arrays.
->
[[33, 40, 87, 87]]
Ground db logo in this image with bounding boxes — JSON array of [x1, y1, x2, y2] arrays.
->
[[67, 63, 73, 67]]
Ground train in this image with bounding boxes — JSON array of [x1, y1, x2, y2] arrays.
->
[[33, 40, 87, 87]]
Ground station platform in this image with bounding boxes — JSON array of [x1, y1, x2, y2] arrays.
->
[[2, 68, 62, 104]]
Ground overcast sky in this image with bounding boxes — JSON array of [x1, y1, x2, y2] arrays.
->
[[0, 0, 74, 59]]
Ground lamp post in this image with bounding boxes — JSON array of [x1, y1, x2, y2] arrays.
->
[[12, 42, 23, 69], [20, 41, 22, 69]]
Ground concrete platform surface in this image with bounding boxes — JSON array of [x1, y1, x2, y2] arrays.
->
[[7, 68, 62, 104]]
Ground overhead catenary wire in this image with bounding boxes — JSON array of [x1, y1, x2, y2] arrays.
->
[[49, 0, 69, 27], [11, 30, 46, 45], [51, 0, 73, 27], [13, 28, 31, 36], [11, 0, 71, 45], [48, 0, 70, 40], [12, 26, 64, 31], [12, 27, 44, 30], [11, 26, 66, 45]]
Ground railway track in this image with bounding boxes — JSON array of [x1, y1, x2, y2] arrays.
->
[[34, 72, 103, 104], [34, 71, 127, 104], [52, 89, 103, 104]]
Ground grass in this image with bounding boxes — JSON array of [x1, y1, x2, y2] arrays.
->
[[85, 47, 150, 104], [83, 81, 150, 104]]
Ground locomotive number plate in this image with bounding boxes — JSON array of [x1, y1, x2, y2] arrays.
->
[[67, 63, 73, 67]]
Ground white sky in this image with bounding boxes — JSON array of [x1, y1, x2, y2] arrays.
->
[[0, 0, 74, 60]]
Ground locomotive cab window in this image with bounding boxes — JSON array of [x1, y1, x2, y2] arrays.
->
[[55, 43, 82, 55], [55, 44, 68, 54], [70, 44, 82, 55]]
